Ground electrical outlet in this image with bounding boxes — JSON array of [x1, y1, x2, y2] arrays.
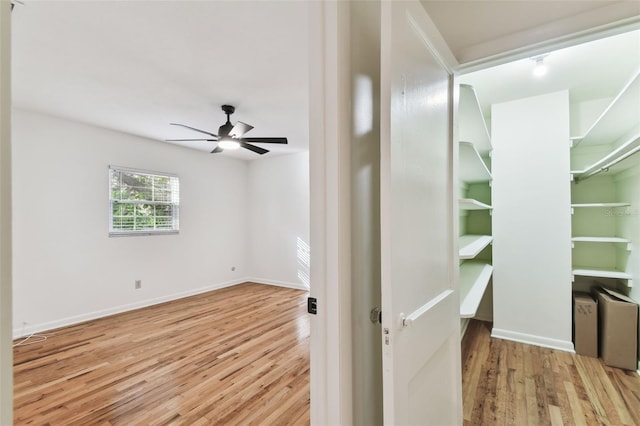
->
[[135, 280, 142, 289]]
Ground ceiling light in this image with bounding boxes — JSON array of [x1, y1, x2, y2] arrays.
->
[[218, 139, 240, 150], [532, 55, 548, 78]]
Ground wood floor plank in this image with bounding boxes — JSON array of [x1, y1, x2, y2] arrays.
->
[[14, 282, 310, 425], [462, 320, 640, 426]]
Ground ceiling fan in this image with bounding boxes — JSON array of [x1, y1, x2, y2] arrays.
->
[[167, 105, 288, 155]]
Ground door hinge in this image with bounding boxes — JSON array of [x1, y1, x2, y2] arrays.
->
[[370, 307, 382, 324], [307, 297, 317, 315]]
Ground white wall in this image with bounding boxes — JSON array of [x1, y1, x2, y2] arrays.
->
[[246, 152, 310, 290], [12, 109, 250, 336], [491, 91, 574, 351]]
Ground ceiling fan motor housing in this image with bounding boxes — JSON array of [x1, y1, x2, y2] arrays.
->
[[219, 105, 236, 138], [218, 122, 234, 138], [221, 104, 235, 116]]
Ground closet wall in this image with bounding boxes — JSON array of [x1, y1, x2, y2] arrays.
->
[[491, 90, 573, 350]]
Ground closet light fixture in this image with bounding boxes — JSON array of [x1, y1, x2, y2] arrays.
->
[[532, 55, 548, 78]]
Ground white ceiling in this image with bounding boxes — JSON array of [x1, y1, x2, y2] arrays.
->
[[11, 0, 310, 160], [10, 1, 640, 161], [421, 0, 640, 64], [460, 29, 640, 122]]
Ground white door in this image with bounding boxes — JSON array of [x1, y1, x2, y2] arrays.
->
[[380, 1, 462, 424]]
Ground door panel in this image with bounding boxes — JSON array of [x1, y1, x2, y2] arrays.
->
[[380, 1, 462, 424]]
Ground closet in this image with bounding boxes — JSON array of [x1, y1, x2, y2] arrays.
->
[[456, 29, 640, 367], [570, 71, 639, 289], [458, 84, 493, 334]]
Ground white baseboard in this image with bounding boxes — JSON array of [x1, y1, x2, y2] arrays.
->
[[491, 327, 575, 353], [245, 277, 310, 291], [460, 318, 470, 339], [13, 278, 247, 339], [473, 313, 493, 323]]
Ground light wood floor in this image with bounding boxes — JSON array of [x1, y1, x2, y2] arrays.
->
[[17, 290, 640, 425], [14, 282, 310, 425], [462, 320, 640, 426]]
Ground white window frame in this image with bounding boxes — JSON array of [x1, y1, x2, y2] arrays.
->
[[108, 166, 180, 236]]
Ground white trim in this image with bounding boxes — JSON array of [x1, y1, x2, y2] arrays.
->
[[308, 2, 330, 425], [12, 278, 245, 339], [460, 319, 470, 338], [473, 313, 493, 323], [491, 328, 576, 353], [457, 6, 640, 73], [308, 1, 354, 424], [0, 1, 12, 423], [245, 277, 309, 291], [108, 164, 179, 178]]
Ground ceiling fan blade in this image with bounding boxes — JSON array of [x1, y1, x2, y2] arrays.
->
[[242, 137, 288, 144], [229, 121, 254, 138], [211, 146, 224, 153], [166, 138, 217, 142], [170, 123, 219, 138], [241, 142, 269, 155]]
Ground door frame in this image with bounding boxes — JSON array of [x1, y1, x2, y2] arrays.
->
[[308, 1, 459, 424], [308, 2, 353, 424], [307, 1, 639, 424], [0, 0, 13, 424]]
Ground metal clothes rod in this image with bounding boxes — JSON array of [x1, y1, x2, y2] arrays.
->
[[579, 143, 640, 182]]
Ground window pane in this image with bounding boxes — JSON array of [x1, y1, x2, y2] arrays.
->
[[109, 167, 179, 235], [155, 205, 173, 217]]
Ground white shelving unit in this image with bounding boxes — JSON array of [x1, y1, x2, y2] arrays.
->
[[572, 266, 633, 285], [459, 235, 492, 260], [459, 142, 491, 183], [457, 83, 493, 321], [459, 84, 491, 155], [570, 71, 637, 290], [571, 131, 640, 181], [460, 262, 493, 318], [572, 71, 640, 148], [571, 203, 631, 208], [459, 198, 492, 210], [572, 236, 630, 243], [571, 71, 640, 182]]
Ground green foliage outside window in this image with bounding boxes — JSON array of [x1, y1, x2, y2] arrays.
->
[[109, 167, 179, 235]]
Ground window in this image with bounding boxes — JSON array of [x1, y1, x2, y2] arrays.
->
[[109, 166, 179, 236]]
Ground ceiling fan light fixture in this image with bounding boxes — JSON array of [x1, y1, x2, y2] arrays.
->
[[218, 139, 241, 150]]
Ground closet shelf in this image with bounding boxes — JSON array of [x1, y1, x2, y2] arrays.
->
[[459, 261, 493, 318], [571, 202, 630, 209], [571, 131, 640, 181], [572, 70, 640, 147], [459, 84, 492, 155], [459, 235, 492, 259], [459, 198, 492, 210], [459, 141, 491, 183], [572, 266, 632, 282], [572, 236, 630, 243], [572, 236, 632, 250]]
